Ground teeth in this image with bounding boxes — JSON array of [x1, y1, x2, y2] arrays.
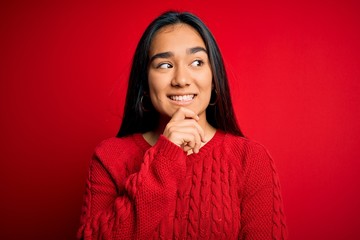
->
[[170, 94, 195, 101]]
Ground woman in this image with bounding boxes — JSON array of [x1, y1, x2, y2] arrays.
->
[[78, 11, 287, 240]]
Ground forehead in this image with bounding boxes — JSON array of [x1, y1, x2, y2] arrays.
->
[[150, 24, 206, 53]]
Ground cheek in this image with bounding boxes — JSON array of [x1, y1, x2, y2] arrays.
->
[[147, 73, 159, 95], [148, 71, 171, 93], [198, 71, 213, 92], [203, 72, 213, 101], [204, 87, 212, 103], [148, 78, 167, 105], [148, 84, 160, 104]]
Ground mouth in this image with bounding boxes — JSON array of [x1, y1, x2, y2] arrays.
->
[[167, 94, 197, 106], [168, 94, 196, 102]]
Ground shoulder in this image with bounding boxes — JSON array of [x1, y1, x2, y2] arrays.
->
[[93, 134, 148, 167], [223, 133, 271, 158], [95, 135, 132, 154], [221, 133, 274, 173]]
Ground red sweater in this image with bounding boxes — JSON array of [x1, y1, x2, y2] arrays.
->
[[78, 130, 287, 239]]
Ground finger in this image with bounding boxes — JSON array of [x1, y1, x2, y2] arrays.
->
[[171, 107, 199, 121], [167, 119, 204, 138], [174, 131, 200, 153], [183, 119, 205, 144], [182, 129, 201, 154], [167, 133, 199, 153], [166, 121, 203, 147], [183, 145, 192, 153], [192, 128, 202, 153], [174, 108, 205, 142], [169, 107, 204, 142]]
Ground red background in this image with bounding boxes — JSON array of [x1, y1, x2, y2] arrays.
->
[[1, 1, 360, 239]]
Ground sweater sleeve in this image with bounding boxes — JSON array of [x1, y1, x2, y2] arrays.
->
[[239, 142, 287, 240], [77, 135, 186, 240]]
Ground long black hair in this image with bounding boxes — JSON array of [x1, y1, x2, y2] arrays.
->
[[117, 11, 244, 137]]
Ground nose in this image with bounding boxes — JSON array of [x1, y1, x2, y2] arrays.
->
[[171, 65, 191, 87]]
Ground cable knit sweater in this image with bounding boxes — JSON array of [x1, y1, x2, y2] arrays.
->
[[77, 130, 287, 239]]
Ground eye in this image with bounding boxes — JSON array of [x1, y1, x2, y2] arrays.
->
[[191, 60, 204, 67], [157, 63, 173, 69]]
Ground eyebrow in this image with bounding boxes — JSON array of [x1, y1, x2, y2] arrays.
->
[[149, 52, 174, 63], [187, 46, 208, 55], [149, 46, 208, 63]]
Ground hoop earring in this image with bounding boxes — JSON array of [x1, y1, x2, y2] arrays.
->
[[209, 89, 219, 106], [140, 95, 151, 112]]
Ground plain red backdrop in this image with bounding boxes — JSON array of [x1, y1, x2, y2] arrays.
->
[[1, 0, 359, 239]]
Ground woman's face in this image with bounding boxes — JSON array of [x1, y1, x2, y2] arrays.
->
[[148, 23, 213, 121]]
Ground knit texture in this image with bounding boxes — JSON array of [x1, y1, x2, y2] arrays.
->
[[77, 130, 287, 239]]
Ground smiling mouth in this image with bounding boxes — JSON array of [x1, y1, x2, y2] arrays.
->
[[168, 94, 196, 101]]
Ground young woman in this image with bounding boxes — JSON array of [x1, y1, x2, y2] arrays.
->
[[78, 11, 287, 240]]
